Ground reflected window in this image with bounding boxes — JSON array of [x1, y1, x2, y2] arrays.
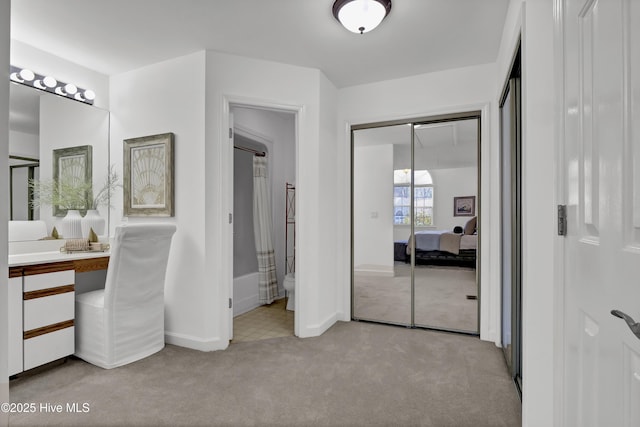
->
[[393, 169, 433, 226]]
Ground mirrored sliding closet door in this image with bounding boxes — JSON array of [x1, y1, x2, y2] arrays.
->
[[352, 124, 412, 325], [351, 114, 480, 334]]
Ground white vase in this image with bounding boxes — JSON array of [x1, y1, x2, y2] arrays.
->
[[81, 209, 106, 238], [60, 209, 83, 239]]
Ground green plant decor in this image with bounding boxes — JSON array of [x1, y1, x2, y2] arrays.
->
[[29, 164, 121, 214], [91, 164, 121, 210], [29, 176, 92, 212]]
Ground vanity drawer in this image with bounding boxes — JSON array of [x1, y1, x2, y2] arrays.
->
[[23, 269, 74, 292], [8, 277, 23, 376], [23, 326, 74, 371], [24, 291, 75, 331]]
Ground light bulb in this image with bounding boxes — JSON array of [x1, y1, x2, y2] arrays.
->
[[19, 69, 35, 81], [43, 76, 57, 88], [64, 83, 78, 95], [338, 0, 386, 34]]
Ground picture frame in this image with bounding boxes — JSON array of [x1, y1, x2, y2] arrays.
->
[[123, 132, 174, 217], [52, 145, 92, 216], [453, 196, 475, 217]]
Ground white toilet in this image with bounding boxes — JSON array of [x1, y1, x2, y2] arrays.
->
[[283, 273, 295, 311]]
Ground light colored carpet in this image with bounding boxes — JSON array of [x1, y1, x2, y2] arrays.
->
[[354, 264, 478, 332], [9, 321, 520, 426]]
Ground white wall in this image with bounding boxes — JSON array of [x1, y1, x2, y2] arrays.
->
[[317, 72, 340, 325], [0, 0, 10, 423], [9, 129, 37, 158], [432, 167, 478, 231], [353, 144, 394, 273], [337, 63, 497, 341], [10, 40, 109, 109], [495, 1, 558, 426], [206, 51, 340, 340], [109, 51, 208, 349]]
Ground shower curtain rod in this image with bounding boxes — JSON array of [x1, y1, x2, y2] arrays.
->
[[234, 145, 266, 157]]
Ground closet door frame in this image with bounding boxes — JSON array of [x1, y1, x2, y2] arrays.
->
[[499, 42, 522, 395], [350, 110, 482, 334]]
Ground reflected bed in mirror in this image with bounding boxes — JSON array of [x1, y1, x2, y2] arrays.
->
[[8, 81, 111, 241]]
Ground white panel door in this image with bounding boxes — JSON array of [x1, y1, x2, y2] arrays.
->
[[562, 0, 640, 426]]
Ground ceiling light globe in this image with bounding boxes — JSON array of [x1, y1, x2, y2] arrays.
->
[[43, 76, 57, 88], [19, 69, 35, 81], [64, 83, 78, 95], [83, 90, 96, 100], [334, 0, 391, 34]]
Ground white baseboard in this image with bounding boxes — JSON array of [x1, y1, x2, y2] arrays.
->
[[233, 272, 259, 316], [354, 264, 395, 277], [233, 295, 260, 317], [164, 331, 227, 352], [298, 312, 339, 338]]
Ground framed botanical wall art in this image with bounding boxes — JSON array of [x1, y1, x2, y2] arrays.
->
[[453, 195, 475, 217], [52, 145, 92, 216], [123, 133, 175, 217]]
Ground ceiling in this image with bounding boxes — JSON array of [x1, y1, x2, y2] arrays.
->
[[354, 119, 478, 169], [10, 0, 510, 88]]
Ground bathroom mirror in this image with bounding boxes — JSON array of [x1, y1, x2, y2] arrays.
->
[[8, 82, 110, 240]]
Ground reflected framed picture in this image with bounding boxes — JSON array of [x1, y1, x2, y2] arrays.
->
[[123, 132, 174, 217], [52, 145, 92, 216], [453, 196, 475, 217]]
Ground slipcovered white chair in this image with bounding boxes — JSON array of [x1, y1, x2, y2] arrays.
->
[[75, 223, 176, 369]]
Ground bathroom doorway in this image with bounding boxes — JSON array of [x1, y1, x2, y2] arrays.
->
[[351, 112, 481, 334], [229, 104, 297, 343]]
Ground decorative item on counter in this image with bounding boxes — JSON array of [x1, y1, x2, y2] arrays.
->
[[91, 164, 120, 210], [38, 226, 61, 240], [81, 209, 105, 238], [60, 236, 109, 253], [88, 229, 109, 251], [61, 238, 90, 252], [29, 176, 92, 215], [60, 209, 83, 239], [82, 164, 120, 238]]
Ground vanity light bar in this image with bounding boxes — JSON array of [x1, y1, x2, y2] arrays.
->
[[9, 65, 95, 105]]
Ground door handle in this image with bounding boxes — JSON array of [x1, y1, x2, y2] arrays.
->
[[611, 310, 640, 339]]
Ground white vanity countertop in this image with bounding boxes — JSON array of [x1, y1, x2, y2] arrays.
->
[[9, 250, 110, 268]]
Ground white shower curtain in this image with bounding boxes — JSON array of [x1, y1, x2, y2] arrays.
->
[[253, 155, 278, 304]]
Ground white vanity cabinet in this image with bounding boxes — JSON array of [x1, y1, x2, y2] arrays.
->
[[8, 269, 23, 376], [9, 261, 76, 373], [8, 252, 109, 375]]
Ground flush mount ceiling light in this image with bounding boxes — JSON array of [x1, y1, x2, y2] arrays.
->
[[332, 0, 392, 34]]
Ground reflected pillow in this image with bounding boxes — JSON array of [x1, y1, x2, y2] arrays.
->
[[464, 216, 477, 235]]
